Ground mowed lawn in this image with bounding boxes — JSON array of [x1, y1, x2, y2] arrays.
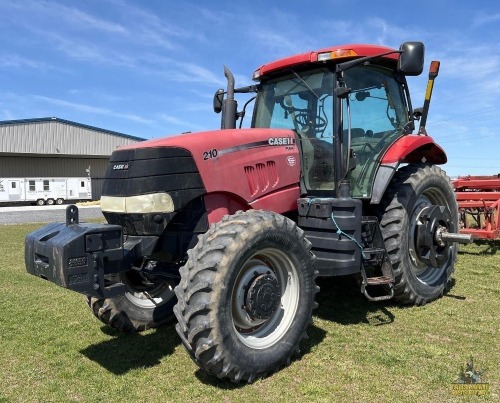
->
[[0, 223, 498, 402]]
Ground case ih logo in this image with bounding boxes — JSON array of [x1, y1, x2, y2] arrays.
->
[[113, 163, 130, 171], [268, 137, 295, 146], [287, 156, 296, 166]]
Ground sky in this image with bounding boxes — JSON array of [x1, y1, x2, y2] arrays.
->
[[0, 0, 499, 177]]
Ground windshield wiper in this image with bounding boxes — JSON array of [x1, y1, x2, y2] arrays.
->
[[290, 69, 320, 99]]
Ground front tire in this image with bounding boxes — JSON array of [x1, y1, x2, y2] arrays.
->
[[87, 271, 177, 332], [377, 164, 458, 305], [174, 210, 318, 383]]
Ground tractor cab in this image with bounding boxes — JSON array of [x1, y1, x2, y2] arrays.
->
[[215, 43, 427, 200], [252, 63, 411, 198]]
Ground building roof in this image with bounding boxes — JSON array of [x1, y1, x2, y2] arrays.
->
[[0, 117, 144, 142], [0, 117, 145, 157]]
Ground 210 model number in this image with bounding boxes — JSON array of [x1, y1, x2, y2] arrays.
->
[[203, 148, 218, 160]]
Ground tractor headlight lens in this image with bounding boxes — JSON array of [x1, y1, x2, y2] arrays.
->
[[100, 193, 175, 214]]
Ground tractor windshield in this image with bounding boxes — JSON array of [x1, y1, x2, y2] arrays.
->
[[253, 68, 335, 190], [253, 64, 409, 198], [253, 68, 334, 137]]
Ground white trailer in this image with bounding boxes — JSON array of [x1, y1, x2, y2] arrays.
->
[[0, 177, 92, 205]]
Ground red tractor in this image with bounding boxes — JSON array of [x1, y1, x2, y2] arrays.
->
[[26, 42, 472, 382]]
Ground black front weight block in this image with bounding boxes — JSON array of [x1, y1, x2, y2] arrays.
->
[[25, 206, 126, 298]]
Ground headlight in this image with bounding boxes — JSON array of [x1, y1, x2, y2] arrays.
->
[[100, 193, 175, 214]]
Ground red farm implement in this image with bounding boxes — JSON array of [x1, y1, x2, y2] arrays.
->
[[453, 175, 500, 240]]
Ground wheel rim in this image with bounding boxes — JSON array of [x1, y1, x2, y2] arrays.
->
[[231, 248, 300, 349], [122, 272, 176, 309], [408, 187, 453, 285]]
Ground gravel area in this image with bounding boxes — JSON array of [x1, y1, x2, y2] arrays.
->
[[0, 205, 104, 225]]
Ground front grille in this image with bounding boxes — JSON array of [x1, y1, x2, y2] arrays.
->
[[102, 147, 204, 200], [102, 147, 206, 236]]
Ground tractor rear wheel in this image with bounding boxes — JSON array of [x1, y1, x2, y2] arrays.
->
[[377, 164, 458, 305], [174, 210, 318, 383], [86, 271, 177, 332]]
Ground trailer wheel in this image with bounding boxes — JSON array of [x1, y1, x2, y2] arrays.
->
[[56, 198, 64, 205], [377, 164, 458, 305], [46, 198, 55, 205], [86, 271, 177, 332], [36, 199, 45, 206], [174, 210, 318, 383]]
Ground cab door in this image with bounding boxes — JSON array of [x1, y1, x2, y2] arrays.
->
[[342, 65, 410, 198]]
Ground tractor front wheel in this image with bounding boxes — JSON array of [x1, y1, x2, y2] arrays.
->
[[377, 164, 458, 305], [86, 271, 177, 332], [174, 210, 318, 383]]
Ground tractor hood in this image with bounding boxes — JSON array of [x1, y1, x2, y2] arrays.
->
[[105, 128, 302, 219]]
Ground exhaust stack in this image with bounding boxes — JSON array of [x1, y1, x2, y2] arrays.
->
[[222, 65, 237, 129]]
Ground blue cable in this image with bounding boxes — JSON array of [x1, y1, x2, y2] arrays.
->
[[305, 198, 365, 254], [329, 211, 365, 253]]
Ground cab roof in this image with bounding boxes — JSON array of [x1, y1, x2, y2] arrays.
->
[[255, 44, 398, 79]]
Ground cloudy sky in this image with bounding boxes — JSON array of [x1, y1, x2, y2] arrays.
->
[[0, 0, 499, 177]]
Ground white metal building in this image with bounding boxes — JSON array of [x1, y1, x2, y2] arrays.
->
[[0, 117, 144, 200]]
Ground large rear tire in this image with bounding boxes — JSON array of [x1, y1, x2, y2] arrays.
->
[[87, 271, 177, 332], [174, 210, 318, 383], [377, 164, 458, 305]]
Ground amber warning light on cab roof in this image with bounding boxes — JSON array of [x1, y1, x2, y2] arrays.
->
[[316, 48, 358, 62], [253, 47, 359, 80]]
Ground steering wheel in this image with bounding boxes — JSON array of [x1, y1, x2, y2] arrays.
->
[[295, 111, 327, 135]]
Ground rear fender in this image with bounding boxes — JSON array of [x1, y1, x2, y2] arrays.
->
[[370, 136, 447, 204], [381, 135, 447, 165]]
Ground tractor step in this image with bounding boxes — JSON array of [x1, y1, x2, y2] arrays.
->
[[360, 269, 394, 302], [360, 216, 395, 302], [362, 286, 394, 302], [365, 275, 393, 285], [361, 247, 385, 263]]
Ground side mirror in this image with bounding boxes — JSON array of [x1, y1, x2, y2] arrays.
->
[[413, 107, 423, 120], [213, 89, 224, 114], [355, 91, 370, 101], [398, 42, 424, 76]]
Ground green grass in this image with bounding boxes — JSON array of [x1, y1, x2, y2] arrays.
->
[[0, 224, 498, 402]]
